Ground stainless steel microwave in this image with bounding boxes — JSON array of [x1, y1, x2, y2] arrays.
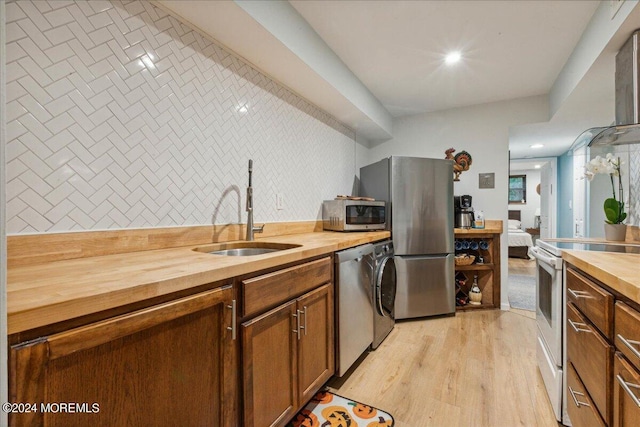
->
[[322, 200, 386, 231]]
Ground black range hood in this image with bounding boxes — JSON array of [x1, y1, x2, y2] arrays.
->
[[588, 29, 640, 147]]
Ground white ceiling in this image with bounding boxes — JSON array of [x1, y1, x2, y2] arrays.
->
[[156, 0, 637, 157], [289, 0, 599, 117]]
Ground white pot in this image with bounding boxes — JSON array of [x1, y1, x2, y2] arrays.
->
[[604, 223, 627, 241]]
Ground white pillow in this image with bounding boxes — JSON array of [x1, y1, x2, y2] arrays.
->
[[508, 219, 521, 230]]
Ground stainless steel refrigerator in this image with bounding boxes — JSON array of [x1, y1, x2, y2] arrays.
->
[[360, 156, 455, 319]]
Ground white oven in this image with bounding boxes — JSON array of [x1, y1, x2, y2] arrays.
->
[[531, 239, 640, 426], [530, 242, 567, 424]]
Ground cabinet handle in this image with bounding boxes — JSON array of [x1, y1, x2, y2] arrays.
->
[[616, 374, 640, 408], [226, 300, 236, 340], [293, 310, 301, 340], [302, 306, 308, 336], [617, 334, 640, 361], [568, 318, 592, 334], [568, 288, 591, 299], [568, 386, 591, 408]]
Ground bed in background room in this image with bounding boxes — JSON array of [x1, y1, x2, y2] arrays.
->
[[508, 210, 534, 259]]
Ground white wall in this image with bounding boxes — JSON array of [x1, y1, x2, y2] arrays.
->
[[5, 0, 357, 234], [508, 169, 541, 230], [368, 95, 549, 310]]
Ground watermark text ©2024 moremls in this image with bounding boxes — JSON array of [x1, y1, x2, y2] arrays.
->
[[2, 402, 100, 414]]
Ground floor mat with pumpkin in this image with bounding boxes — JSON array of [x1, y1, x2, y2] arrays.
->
[[287, 390, 394, 427]]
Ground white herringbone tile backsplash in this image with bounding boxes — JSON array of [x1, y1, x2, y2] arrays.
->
[[5, 0, 356, 234], [629, 144, 640, 227]]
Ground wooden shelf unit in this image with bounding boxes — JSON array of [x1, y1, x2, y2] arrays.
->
[[454, 225, 502, 311]]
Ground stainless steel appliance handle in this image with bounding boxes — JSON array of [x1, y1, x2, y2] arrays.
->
[[335, 244, 374, 263], [568, 288, 591, 299], [618, 334, 640, 361], [568, 386, 590, 407], [568, 318, 592, 333], [226, 299, 236, 340], [616, 374, 640, 408], [530, 246, 556, 266], [376, 257, 390, 318], [293, 310, 301, 340]]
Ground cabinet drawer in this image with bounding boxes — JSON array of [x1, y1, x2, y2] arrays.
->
[[567, 302, 613, 423], [566, 267, 614, 340], [567, 362, 606, 427], [242, 257, 332, 318], [615, 301, 640, 373], [613, 352, 640, 427]]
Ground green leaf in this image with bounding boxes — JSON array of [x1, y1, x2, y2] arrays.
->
[[603, 198, 625, 224]]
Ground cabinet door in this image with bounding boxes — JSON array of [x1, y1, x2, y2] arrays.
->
[[613, 352, 640, 427], [615, 301, 640, 373], [9, 286, 237, 427], [566, 268, 614, 340], [242, 300, 298, 427], [566, 362, 606, 427], [297, 283, 334, 404], [566, 302, 613, 423]]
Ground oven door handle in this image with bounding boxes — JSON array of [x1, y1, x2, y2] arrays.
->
[[530, 246, 557, 266]]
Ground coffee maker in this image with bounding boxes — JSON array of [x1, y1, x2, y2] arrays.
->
[[454, 195, 474, 229]]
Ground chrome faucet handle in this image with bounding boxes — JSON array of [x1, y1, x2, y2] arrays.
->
[[246, 187, 253, 211], [254, 224, 264, 233]]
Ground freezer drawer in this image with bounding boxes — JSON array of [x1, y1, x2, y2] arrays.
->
[[394, 254, 455, 319]]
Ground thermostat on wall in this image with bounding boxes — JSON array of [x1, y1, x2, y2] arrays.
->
[[479, 173, 495, 189]]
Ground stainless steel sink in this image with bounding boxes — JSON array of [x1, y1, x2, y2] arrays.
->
[[193, 242, 301, 256], [209, 248, 281, 256]]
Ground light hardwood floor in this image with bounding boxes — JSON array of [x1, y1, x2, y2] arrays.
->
[[508, 257, 536, 317], [328, 309, 559, 426], [509, 257, 536, 276]]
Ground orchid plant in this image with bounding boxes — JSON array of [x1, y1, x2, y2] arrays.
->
[[584, 153, 626, 224]]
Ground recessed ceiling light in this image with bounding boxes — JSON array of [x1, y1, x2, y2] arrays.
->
[[534, 164, 541, 169], [445, 51, 462, 65], [530, 144, 544, 149]]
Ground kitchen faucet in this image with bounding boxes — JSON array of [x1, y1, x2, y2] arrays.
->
[[246, 159, 264, 241]]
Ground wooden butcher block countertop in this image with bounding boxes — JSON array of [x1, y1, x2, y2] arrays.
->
[[562, 250, 640, 304], [7, 231, 390, 335], [454, 220, 503, 235]]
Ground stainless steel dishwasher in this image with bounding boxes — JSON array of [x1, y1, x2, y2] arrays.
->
[[335, 243, 375, 377]]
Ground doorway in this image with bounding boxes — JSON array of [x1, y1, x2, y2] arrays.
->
[[507, 158, 557, 312]]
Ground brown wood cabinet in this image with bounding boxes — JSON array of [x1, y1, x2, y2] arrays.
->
[[566, 302, 613, 421], [567, 362, 607, 427], [566, 268, 614, 340], [613, 301, 640, 427], [241, 283, 334, 427], [615, 302, 640, 373], [565, 266, 613, 425], [566, 264, 640, 427], [454, 230, 501, 310], [613, 352, 640, 426], [9, 285, 237, 427]]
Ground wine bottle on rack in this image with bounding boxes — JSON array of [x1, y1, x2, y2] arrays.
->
[[469, 274, 482, 305]]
